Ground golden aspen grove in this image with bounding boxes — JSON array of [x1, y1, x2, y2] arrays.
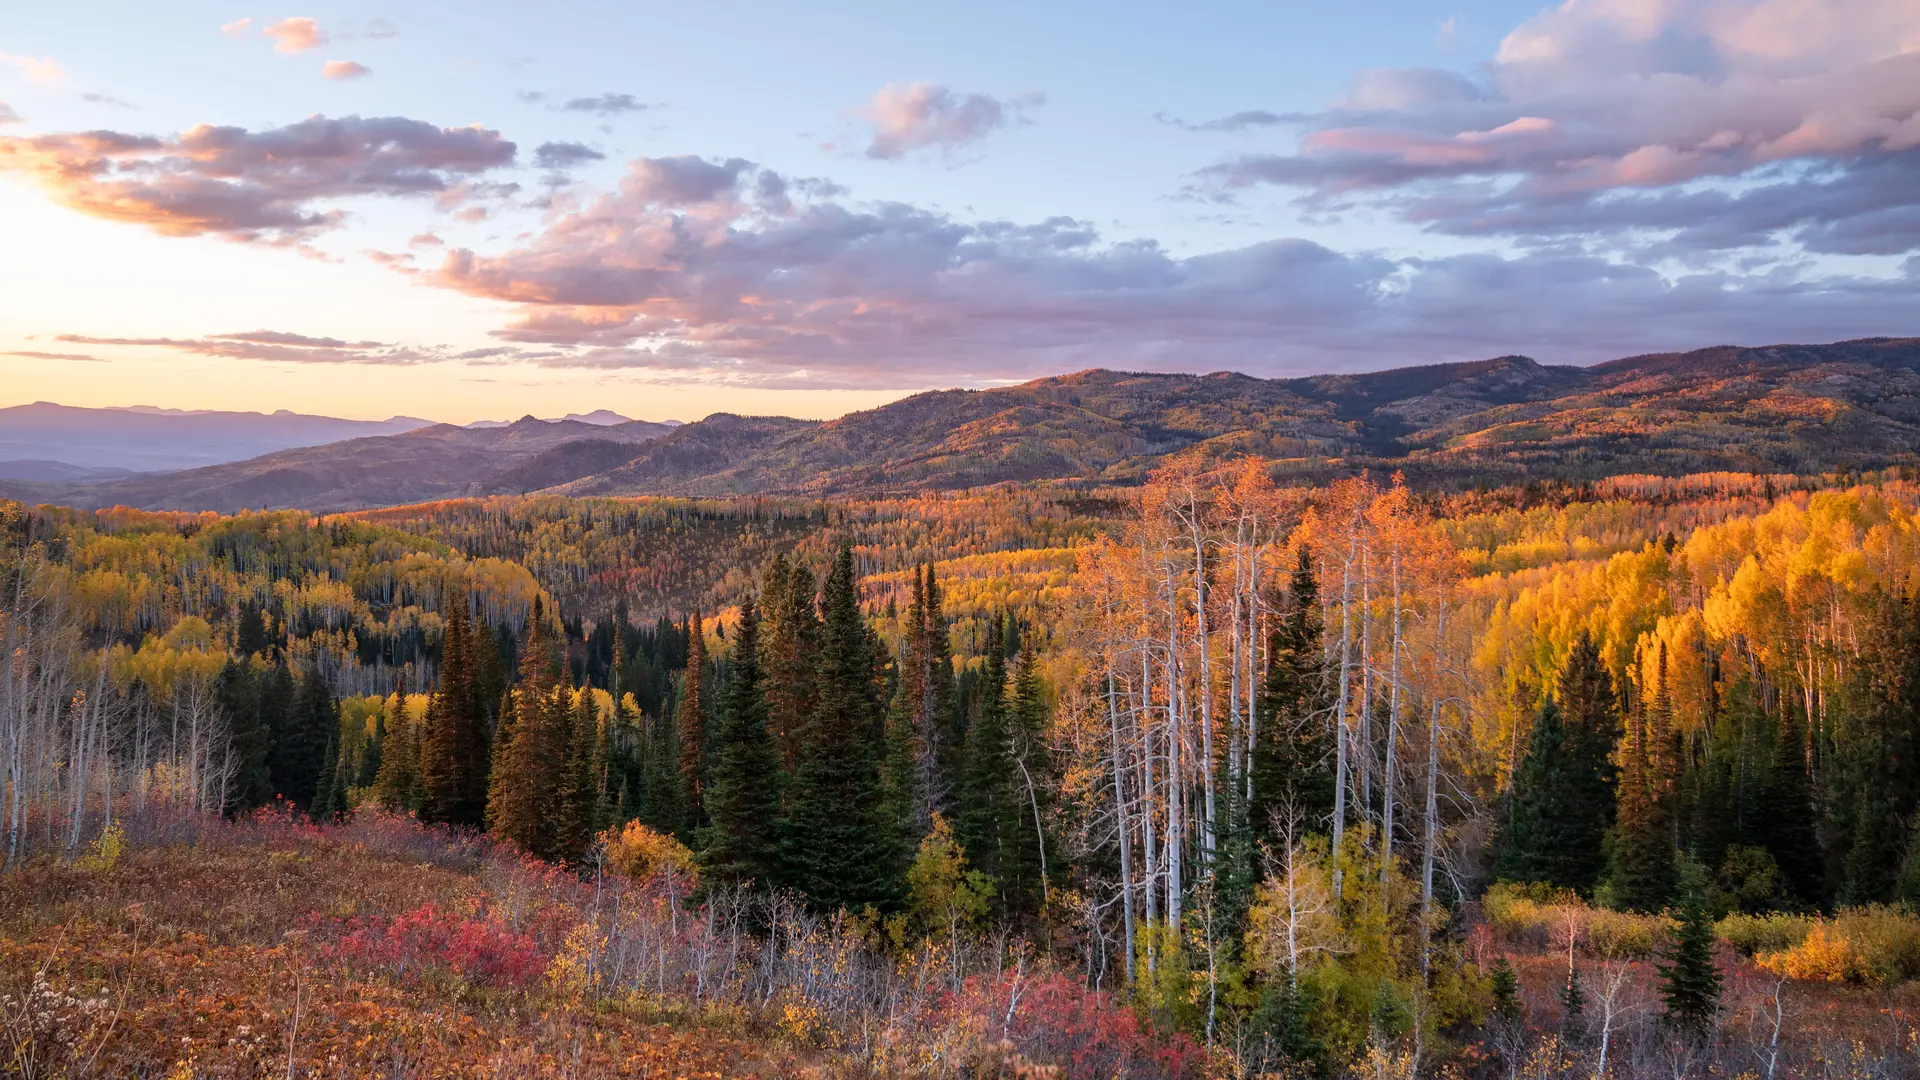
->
[[10, 457, 1920, 1078]]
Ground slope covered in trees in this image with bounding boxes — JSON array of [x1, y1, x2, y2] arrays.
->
[[12, 457, 1920, 1077]]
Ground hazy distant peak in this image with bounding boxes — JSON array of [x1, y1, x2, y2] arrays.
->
[[562, 410, 635, 425]]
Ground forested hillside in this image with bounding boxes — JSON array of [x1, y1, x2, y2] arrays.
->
[[14, 338, 1920, 514], [9, 456, 1920, 1077]]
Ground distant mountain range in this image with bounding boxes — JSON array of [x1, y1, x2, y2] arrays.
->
[[5, 337, 1917, 513], [0, 402, 435, 473]]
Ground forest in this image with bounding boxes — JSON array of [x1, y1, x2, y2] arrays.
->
[[6, 462, 1920, 1079]]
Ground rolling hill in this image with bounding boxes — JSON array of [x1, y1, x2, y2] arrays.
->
[[0, 416, 677, 513], [0, 402, 435, 472], [9, 337, 1919, 511]]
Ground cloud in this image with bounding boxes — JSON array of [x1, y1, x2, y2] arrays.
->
[[855, 83, 1041, 160], [558, 93, 648, 115], [364, 19, 398, 40], [321, 60, 371, 80], [534, 141, 605, 170], [57, 332, 455, 366], [0, 103, 18, 125], [262, 17, 326, 53], [413, 152, 1920, 388], [3, 350, 106, 362], [1158, 109, 1300, 133], [80, 92, 134, 107], [1190, 0, 1920, 260], [0, 114, 517, 243], [221, 18, 252, 38], [0, 54, 67, 83]]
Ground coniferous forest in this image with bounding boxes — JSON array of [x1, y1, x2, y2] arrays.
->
[[10, 465, 1920, 1077]]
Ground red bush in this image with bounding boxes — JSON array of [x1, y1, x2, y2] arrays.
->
[[946, 969, 1206, 1080], [328, 902, 547, 989]]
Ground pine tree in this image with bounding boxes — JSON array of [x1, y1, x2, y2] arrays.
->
[[700, 596, 786, 888], [957, 626, 1014, 881], [421, 600, 491, 828], [1501, 633, 1618, 892], [1251, 548, 1332, 851], [1560, 965, 1586, 1039], [1490, 957, 1523, 1027], [1658, 866, 1722, 1037], [488, 683, 571, 859], [372, 678, 425, 813], [1001, 642, 1052, 918], [553, 690, 603, 863], [272, 666, 335, 810], [1760, 701, 1823, 906], [676, 611, 708, 837], [762, 559, 821, 775], [1606, 654, 1678, 912], [785, 544, 901, 911], [217, 659, 274, 815], [311, 735, 343, 822]]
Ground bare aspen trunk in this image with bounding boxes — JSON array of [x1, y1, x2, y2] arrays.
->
[[1108, 667, 1136, 982]]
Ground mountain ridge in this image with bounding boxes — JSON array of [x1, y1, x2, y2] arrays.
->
[[9, 337, 1919, 512]]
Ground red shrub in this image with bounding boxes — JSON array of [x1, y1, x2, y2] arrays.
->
[[328, 902, 547, 989], [946, 969, 1206, 1080]]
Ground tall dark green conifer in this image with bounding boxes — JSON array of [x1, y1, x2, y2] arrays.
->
[[422, 600, 492, 828], [1658, 866, 1722, 1037], [217, 659, 274, 815], [1606, 651, 1678, 912], [700, 596, 786, 888], [676, 611, 708, 837], [1251, 548, 1332, 850], [785, 544, 901, 911], [1501, 633, 1618, 892], [957, 624, 1014, 880], [271, 666, 335, 809]]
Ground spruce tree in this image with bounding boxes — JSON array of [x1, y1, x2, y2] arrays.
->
[[700, 596, 786, 888], [372, 679, 423, 813], [421, 600, 491, 828], [488, 683, 570, 859], [1658, 866, 1722, 1037], [1501, 633, 1618, 892], [1251, 548, 1332, 850], [311, 734, 340, 821], [676, 611, 708, 837], [217, 659, 274, 815], [1607, 656, 1678, 911], [1490, 957, 1523, 1027], [785, 544, 901, 911], [272, 666, 335, 809], [554, 690, 603, 863], [1760, 702, 1823, 907], [1001, 643, 1052, 918], [1560, 966, 1586, 1040], [956, 627, 1014, 882], [762, 560, 821, 774]]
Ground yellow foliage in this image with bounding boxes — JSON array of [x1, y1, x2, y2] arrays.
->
[[600, 820, 696, 885]]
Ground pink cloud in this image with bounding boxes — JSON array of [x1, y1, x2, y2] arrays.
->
[[0, 53, 68, 83], [262, 17, 326, 53], [322, 60, 371, 80], [221, 18, 251, 38], [855, 83, 1041, 161]]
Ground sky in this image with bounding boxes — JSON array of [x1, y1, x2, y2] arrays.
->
[[1, 0, 1916, 424]]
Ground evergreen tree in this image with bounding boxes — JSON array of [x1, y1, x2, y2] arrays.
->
[[1832, 590, 1920, 904], [311, 735, 340, 821], [762, 558, 821, 775], [1560, 966, 1586, 1039], [700, 596, 786, 888], [554, 690, 605, 862], [676, 610, 708, 837], [421, 600, 491, 828], [488, 683, 571, 859], [1251, 548, 1332, 851], [1001, 643, 1052, 918], [271, 666, 335, 809], [217, 659, 274, 815], [1606, 653, 1678, 911], [1501, 633, 1618, 892], [1490, 957, 1523, 1027], [1658, 866, 1722, 1037], [1760, 702, 1823, 907], [957, 626, 1015, 883], [786, 544, 901, 911]]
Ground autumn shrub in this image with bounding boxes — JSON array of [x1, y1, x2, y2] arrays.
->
[[1717, 911, 1812, 957], [936, 967, 1206, 1080], [1483, 882, 1564, 948], [1585, 907, 1669, 959], [328, 901, 547, 989], [602, 820, 697, 886], [1755, 907, 1920, 985]]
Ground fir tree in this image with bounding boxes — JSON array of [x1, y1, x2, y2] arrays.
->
[[1501, 633, 1618, 892], [1760, 702, 1823, 907], [554, 690, 604, 862], [372, 680, 423, 813], [761, 558, 821, 775], [488, 683, 570, 859], [217, 659, 274, 815], [421, 599, 491, 828], [786, 544, 901, 911], [272, 666, 335, 809], [676, 610, 708, 837], [311, 735, 339, 821], [1606, 652, 1678, 911], [1251, 548, 1332, 851], [1001, 642, 1052, 918], [1560, 966, 1586, 1039], [699, 596, 786, 888], [1490, 957, 1523, 1027], [1658, 866, 1722, 1037], [956, 626, 1015, 883]]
